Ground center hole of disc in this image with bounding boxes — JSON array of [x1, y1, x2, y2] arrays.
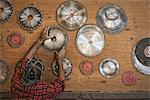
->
[[51, 36, 57, 42], [88, 40, 93, 44], [144, 46, 150, 58], [28, 15, 33, 21], [0, 7, 4, 13]]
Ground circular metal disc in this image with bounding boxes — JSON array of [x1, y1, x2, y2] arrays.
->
[[57, 0, 87, 31], [18, 5, 43, 31], [122, 71, 137, 86], [0, 60, 9, 84], [76, 24, 104, 57], [7, 32, 25, 48], [0, 0, 13, 23], [132, 38, 150, 75], [22, 58, 44, 86], [52, 57, 72, 77], [96, 4, 127, 34], [99, 58, 119, 79], [79, 60, 95, 75], [43, 25, 68, 51]]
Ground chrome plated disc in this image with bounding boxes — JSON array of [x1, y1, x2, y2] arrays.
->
[[57, 0, 87, 31], [96, 4, 127, 34], [43, 25, 68, 51], [0, 60, 9, 84], [0, 0, 13, 23], [76, 24, 104, 57], [52, 57, 72, 77], [18, 5, 43, 31], [99, 58, 119, 79], [132, 38, 150, 75]]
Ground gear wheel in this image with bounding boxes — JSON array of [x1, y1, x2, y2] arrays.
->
[[0, 0, 13, 23], [0, 60, 9, 84], [57, 0, 87, 31], [18, 5, 43, 31], [76, 24, 104, 57], [52, 57, 72, 77], [132, 38, 150, 75], [43, 25, 68, 51], [96, 4, 127, 34]]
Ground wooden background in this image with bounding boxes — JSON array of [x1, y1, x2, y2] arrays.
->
[[0, 0, 150, 92]]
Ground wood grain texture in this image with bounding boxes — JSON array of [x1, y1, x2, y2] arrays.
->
[[0, 0, 150, 92]]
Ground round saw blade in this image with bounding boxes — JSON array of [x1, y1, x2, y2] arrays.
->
[[132, 38, 150, 75], [43, 25, 68, 51], [0, 0, 13, 23], [99, 58, 119, 79], [18, 5, 43, 31], [52, 57, 72, 77], [57, 0, 87, 31], [76, 24, 105, 57], [96, 4, 127, 34], [0, 60, 9, 84]]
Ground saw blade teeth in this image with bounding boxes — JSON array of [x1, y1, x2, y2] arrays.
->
[[132, 38, 150, 75], [18, 5, 43, 31], [0, 0, 13, 23], [57, 0, 87, 31], [76, 24, 105, 57], [43, 25, 68, 52]]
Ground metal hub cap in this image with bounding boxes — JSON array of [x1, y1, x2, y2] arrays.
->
[[43, 26, 67, 51], [76, 24, 104, 57], [57, 0, 87, 31], [7, 32, 25, 48], [18, 5, 43, 31], [0, 0, 13, 23], [96, 4, 127, 34], [0, 60, 9, 84], [79, 60, 95, 75], [132, 38, 150, 75], [52, 57, 72, 77], [99, 58, 119, 79]]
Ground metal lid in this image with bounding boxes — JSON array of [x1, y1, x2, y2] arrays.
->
[[79, 60, 95, 75], [122, 71, 137, 86], [0, 0, 13, 23], [0, 60, 9, 84], [96, 4, 127, 34], [7, 32, 25, 48], [57, 0, 87, 31], [52, 57, 72, 77], [18, 5, 43, 31], [76, 24, 104, 57], [22, 58, 44, 86], [132, 38, 150, 75], [99, 58, 119, 79], [43, 25, 68, 51]]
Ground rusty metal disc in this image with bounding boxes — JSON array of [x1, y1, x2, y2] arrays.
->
[[57, 0, 87, 31], [96, 4, 127, 34], [79, 60, 95, 75], [122, 71, 137, 86], [99, 58, 119, 79], [0, 0, 13, 23], [52, 57, 72, 77], [7, 32, 24, 48], [18, 5, 43, 31], [132, 38, 150, 75], [0, 60, 9, 84]]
